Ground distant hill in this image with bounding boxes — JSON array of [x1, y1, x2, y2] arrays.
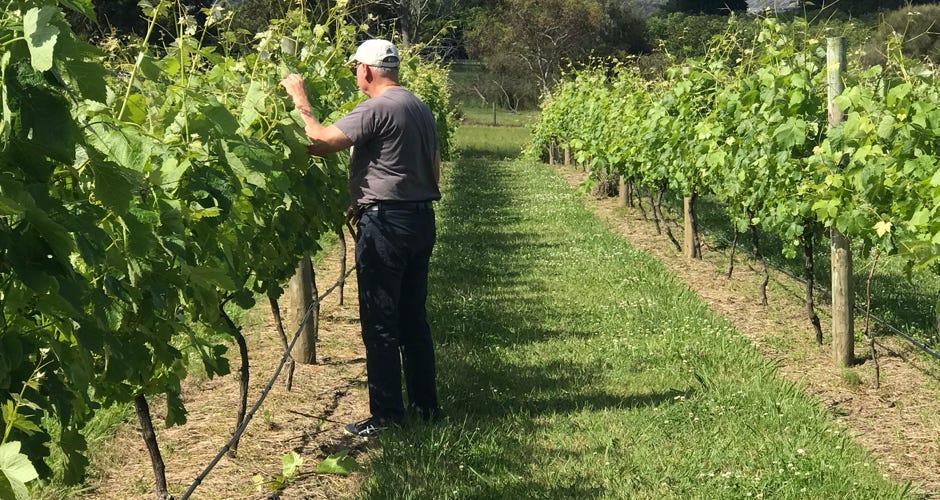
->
[[747, 0, 798, 13], [630, 0, 670, 16], [629, 0, 797, 17]]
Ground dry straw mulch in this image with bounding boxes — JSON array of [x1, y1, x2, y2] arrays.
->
[[86, 246, 373, 499]]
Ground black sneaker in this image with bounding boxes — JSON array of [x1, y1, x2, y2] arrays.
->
[[344, 418, 391, 437]]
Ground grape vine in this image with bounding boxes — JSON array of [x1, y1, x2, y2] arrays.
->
[[1, 0, 455, 495], [530, 15, 940, 349]]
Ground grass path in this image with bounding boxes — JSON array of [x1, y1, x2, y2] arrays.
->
[[355, 149, 914, 498]]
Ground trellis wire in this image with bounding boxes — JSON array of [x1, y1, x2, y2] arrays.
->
[[650, 192, 940, 363]]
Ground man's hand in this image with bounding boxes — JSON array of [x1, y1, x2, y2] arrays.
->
[[280, 73, 354, 156], [345, 205, 357, 225], [344, 205, 359, 239], [279, 74, 310, 109]]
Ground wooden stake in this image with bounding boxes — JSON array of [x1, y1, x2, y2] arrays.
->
[[289, 253, 317, 364], [829, 36, 854, 367], [618, 175, 627, 207], [683, 194, 701, 259]]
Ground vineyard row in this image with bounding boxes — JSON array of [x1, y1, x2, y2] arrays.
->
[[0, 0, 455, 497], [530, 17, 940, 370]]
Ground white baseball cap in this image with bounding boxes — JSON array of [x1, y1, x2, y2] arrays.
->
[[348, 39, 400, 68]]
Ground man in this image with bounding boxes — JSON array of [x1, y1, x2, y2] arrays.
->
[[280, 39, 442, 437]]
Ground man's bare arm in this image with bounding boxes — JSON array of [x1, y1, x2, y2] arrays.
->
[[280, 74, 354, 156]]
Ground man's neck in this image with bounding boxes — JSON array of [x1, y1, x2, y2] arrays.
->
[[366, 80, 399, 99]]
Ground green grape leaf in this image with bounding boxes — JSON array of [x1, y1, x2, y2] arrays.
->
[[199, 101, 239, 136], [315, 451, 359, 476], [876, 115, 895, 140], [165, 390, 187, 427], [25, 207, 75, 262], [160, 54, 181, 77], [90, 123, 151, 172], [239, 81, 266, 131], [886, 82, 911, 108], [281, 451, 303, 478], [11, 416, 42, 436], [23, 6, 60, 72], [66, 60, 108, 103], [1, 51, 11, 140], [56, 427, 90, 484], [91, 162, 137, 215], [0, 194, 24, 216], [18, 85, 80, 164], [773, 118, 806, 149], [122, 93, 148, 125], [833, 94, 852, 113], [59, 0, 96, 20], [909, 208, 931, 228], [187, 265, 236, 291], [930, 166, 940, 187], [137, 55, 163, 81], [223, 142, 269, 188], [157, 157, 191, 190], [0, 441, 39, 500]]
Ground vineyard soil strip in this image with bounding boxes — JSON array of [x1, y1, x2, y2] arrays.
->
[[180, 267, 355, 500], [666, 203, 940, 363]]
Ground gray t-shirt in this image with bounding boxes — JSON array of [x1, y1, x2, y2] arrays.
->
[[333, 87, 441, 206]]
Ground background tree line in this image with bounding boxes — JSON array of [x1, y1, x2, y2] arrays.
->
[[71, 0, 940, 110]]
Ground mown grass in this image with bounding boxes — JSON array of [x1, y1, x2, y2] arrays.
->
[[355, 128, 917, 498], [454, 124, 532, 161], [457, 105, 540, 128]]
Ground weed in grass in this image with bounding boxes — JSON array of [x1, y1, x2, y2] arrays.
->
[[841, 369, 863, 388], [170, 482, 185, 495], [131, 476, 150, 496]]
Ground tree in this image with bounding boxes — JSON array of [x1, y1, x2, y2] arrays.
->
[[659, 0, 747, 14], [346, 0, 484, 50], [466, 0, 604, 103], [598, 0, 650, 56], [863, 3, 940, 66], [808, 0, 937, 16], [645, 12, 742, 59]]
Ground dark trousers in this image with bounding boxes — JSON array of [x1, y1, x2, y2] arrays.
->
[[355, 205, 438, 423]]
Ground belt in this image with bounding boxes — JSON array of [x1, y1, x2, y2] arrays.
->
[[360, 201, 434, 212]]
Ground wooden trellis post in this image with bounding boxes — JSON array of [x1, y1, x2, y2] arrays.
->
[[828, 37, 854, 367], [289, 253, 317, 364]]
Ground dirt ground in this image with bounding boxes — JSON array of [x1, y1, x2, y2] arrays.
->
[[87, 165, 940, 499], [85, 244, 373, 499], [557, 166, 940, 497]]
